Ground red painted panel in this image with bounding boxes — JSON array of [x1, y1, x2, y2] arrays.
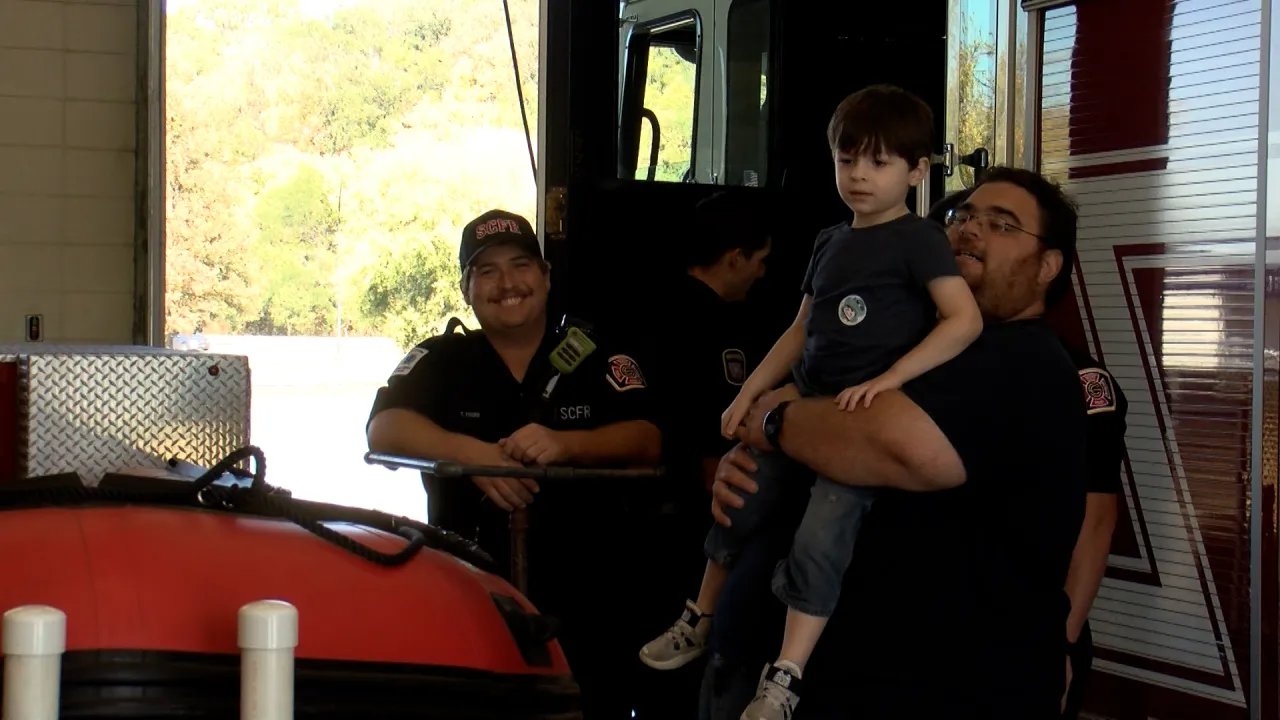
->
[[1086, 670, 1247, 720], [1044, 0, 1265, 715], [1063, 244, 1252, 718], [1069, 0, 1172, 158], [1123, 254, 1251, 693]]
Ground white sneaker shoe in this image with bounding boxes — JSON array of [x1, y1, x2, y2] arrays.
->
[[638, 600, 711, 670], [741, 663, 801, 720]]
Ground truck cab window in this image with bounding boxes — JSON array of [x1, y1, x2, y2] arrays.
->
[[618, 13, 702, 182], [723, 0, 770, 187]]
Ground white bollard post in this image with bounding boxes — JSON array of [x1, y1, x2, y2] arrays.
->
[[2, 605, 66, 720], [238, 600, 298, 720]]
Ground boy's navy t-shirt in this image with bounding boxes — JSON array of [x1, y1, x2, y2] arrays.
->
[[794, 213, 960, 395]]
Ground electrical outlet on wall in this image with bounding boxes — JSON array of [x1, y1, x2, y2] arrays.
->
[[24, 315, 42, 342]]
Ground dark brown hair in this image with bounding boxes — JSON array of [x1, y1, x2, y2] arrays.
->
[[827, 84, 934, 166], [926, 169, 1080, 307], [685, 191, 772, 270]]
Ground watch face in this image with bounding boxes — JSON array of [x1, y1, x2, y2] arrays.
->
[[764, 402, 786, 444]]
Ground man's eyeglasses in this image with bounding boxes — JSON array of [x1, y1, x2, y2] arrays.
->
[[944, 209, 1041, 239]]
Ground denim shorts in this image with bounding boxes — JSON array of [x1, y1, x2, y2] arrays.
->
[[703, 447, 875, 618]]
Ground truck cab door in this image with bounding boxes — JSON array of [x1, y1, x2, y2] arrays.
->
[[712, 0, 771, 188], [616, 0, 771, 188], [618, 0, 716, 184], [613, 0, 1003, 205], [561, 0, 769, 327]]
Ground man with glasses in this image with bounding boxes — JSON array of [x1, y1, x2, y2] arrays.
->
[[929, 188, 1128, 719], [696, 166, 1089, 719]]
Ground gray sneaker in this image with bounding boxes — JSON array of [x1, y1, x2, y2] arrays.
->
[[741, 663, 801, 720], [638, 600, 710, 670]]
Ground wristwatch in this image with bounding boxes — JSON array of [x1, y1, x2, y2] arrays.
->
[[762, 400, 792, 450]]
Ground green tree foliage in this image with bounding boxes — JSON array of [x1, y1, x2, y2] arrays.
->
[[361, 240, 467, 350], [165, 0, 539, 347], [249, 164, 339, 335], [635, 46, 697, 182], [946, 3, 998, 192]]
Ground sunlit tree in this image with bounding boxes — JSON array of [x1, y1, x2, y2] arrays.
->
[[165, 0, 539, 346]]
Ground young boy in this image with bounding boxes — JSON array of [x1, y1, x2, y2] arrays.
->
[[637, 84, 984, 720]]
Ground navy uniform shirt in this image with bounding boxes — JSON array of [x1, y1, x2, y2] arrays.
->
[[1065, 345, 1127, 496], [628, 274, 766, 655], [646, 274, 762, 493], [367, 319, 656, 572], [810, 318, 1087, 717], [795, 214, 960, 395], [370, 320, 659, 716]]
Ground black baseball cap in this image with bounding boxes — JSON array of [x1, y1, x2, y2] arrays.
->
[[459, 210, 541, 271]]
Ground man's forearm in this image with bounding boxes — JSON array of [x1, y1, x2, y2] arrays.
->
[[1065, 493, 1119, 642], [367, 409, 493, 465], [776, 393, 964, 491], [561, 420, 662, 467]]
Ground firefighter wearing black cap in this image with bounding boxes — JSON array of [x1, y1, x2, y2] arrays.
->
[[366, 209, 662, 720], [927, 190, 1127, 718]]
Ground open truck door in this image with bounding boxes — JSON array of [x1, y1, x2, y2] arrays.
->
[[617, 0, 714, 185], [615, 0, 997, 208], [538, 0, 779, 343], [601, 0, 1001, 338], [616, 0, 770, 189]]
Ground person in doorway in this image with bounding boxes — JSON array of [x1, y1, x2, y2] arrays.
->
[[632, 191, 771, 718], [639, 85, 984, 720], [647, 190, 772, 505], [697, 166, 1088, 719], [928, 188, 1128, 718], [365, 209, 662, 720]]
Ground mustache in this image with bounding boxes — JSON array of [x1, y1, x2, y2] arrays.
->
[[488, 288, 532, 301]]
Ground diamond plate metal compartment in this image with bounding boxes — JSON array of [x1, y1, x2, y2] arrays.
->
[[0, 346, 251, 483]]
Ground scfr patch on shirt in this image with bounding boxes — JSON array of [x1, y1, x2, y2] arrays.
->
[[606, 354, 646, 392], [1079, 367, 1117, 414], [391, 347, 428, 377], [722, 349, 746, 386]]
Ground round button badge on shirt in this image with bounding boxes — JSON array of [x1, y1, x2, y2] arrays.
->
[[837, 294, 867, 326]]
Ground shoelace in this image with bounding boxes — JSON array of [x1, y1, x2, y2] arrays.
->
[[760, 680, 796, 716], [664, 619, 696, 646]]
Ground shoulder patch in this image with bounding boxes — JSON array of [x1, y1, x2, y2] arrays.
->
[[391, 347, 428, 377], [606, 354, 647, 392], [722, 349, 746, 386], [1079, 367, 1117, 414]]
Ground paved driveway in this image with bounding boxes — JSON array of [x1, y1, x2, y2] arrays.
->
[[204, 335, 429, 523]]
